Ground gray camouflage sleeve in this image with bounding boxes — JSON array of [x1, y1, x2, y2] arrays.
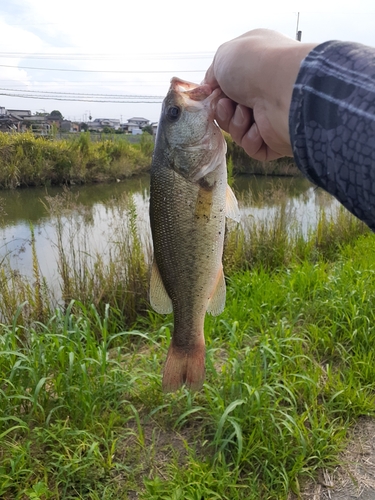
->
[[289, 40, 375, 231]]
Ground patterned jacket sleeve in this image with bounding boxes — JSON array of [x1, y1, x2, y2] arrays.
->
[[289, 41, 375, 231]]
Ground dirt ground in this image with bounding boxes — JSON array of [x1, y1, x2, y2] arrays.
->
[[289, 417, 375, 500]]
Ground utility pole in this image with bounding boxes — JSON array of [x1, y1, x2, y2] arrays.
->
[[296, 12, 302, 41]]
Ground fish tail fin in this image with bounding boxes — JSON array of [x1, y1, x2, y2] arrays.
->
[[162, 340, 205, 393]]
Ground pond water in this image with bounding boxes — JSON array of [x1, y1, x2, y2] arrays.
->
[[0, 174, 338, 295]]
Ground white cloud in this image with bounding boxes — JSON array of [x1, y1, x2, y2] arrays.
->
[[0, 1, 375, 122]]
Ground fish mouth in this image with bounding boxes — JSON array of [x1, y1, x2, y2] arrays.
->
[[169, 77, 223, 110]]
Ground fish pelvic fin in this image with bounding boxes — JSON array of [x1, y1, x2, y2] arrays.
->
[[207, 266, 226, 316], [226, 185, 241, 222], [162, 340, 205, 393], [149, 259, 173, 314]]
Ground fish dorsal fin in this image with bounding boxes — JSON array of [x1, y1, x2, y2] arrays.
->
[[207, 267, 226, 316], [150, 260, 173, 314], [226, 185, 241, 222]]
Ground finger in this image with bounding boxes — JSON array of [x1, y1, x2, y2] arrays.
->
[[214, 98, 236, 132], [202, 63, 219, 88], [241, 123, 283, 161], [240, 122, 265, 160], [228, 104, 253, 146]]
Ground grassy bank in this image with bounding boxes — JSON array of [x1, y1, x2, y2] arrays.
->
[[0, 131, 300, 190], [0, 132, 153, 188], [0, 191, 374, 498], [225, 134, 301, 177]]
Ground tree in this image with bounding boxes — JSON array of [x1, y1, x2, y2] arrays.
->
[[80, 122, 88, 132], [50, 110, 64, 120], [142, 124, 153, 135], [102, 126, 114, 134]]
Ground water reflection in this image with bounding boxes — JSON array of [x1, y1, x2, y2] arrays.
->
[[0, 174, 338, 292], [233, 175, 338, 238]]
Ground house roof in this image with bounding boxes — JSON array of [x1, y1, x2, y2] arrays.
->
[[127, 117, 149, 122]]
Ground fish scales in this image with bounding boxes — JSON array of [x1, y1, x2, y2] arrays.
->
[[149, 77, 240, 392], [151, 169, 226, 342]]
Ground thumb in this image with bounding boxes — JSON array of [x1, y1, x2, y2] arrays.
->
[[202, 63, 219, 89]]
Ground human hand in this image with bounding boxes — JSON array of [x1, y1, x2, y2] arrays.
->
[[204, 29, 317, 161]]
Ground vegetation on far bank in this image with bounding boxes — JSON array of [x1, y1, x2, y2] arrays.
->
[[0, 131, 154, 189], [1, 185, 375, 498], [225, 132, 301, 177], [0, 131, 300, 190]]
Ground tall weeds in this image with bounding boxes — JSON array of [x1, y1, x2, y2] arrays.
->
[[225, 133, 301, 176], [0, 131, 304, 190], [43, 189, 150, 329], [224, 186, 368, 273], [0, 183, 369, 329], [0, 183, 374, 499], [0, 131, 151, 188]]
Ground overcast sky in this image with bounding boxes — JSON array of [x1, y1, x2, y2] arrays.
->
[[1, 0, 375, 123]]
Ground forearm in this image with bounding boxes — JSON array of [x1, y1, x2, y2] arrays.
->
[[290, 41, 375, 230]]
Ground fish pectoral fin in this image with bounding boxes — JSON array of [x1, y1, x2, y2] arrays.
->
[[207, 267, 226, 316], [225, 185, 241, 222], [150, 260, 173, 314]]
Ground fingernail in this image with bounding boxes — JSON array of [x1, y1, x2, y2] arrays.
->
[[216, 100, 228, 122], [232, 105, 245, 127]]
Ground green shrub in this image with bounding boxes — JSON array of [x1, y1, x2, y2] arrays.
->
[[0, 132, 151, 188]]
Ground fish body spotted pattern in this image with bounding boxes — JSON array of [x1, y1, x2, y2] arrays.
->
[[149, 77, 240, 392]]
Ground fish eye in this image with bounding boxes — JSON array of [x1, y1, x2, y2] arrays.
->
[[166, 106, 181, 122]]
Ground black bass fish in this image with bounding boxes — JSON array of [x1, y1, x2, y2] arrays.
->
[[149, 77, 240, 392]]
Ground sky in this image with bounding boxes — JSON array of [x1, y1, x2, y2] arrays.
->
[[1, 0, 375, 124]]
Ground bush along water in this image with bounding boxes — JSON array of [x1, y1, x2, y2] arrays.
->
[[224, 132, 301, 177], [0, 131, 152, 188], [0, 131, 303, 190]]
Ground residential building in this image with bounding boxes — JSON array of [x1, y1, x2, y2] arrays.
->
[[126, 117, 150, 133], [87, 118, 121, 131]]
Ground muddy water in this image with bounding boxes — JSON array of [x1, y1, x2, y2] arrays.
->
[[0, 175, 337, 293]]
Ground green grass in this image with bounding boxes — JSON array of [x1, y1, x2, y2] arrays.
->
[[225, 133, 300, 177], [0, 182, 375, 500], [0, 132, 152, 188], [1, 189, 375, 498], [0, 131, 299, 190]]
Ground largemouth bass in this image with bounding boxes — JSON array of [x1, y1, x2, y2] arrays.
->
[[149, 77, 240, 392]]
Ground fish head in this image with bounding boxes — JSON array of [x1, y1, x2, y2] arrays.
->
[[155, 77, 226, 181]]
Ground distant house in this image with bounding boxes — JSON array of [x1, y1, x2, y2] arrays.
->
[[0, 113, 22, 132], [46, 115, 62, 130], [22, 115, 51, 135], [131, 128, 142, 135], [71, 122, 80, 132], [7, 109, 32, 118], [126, 117, 150, 133], [0, 108, 33, 132], [0, 107, 57, 135], [87, 118, 120, 131], [60, 120, 80, 133], [151, 122, 158, 136]]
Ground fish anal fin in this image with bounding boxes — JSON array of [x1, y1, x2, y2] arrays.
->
[[162, 339, 205, 392], [149, 260, 173, 314], [226, 184, 241, 222], [207, 266, 226, 316]]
